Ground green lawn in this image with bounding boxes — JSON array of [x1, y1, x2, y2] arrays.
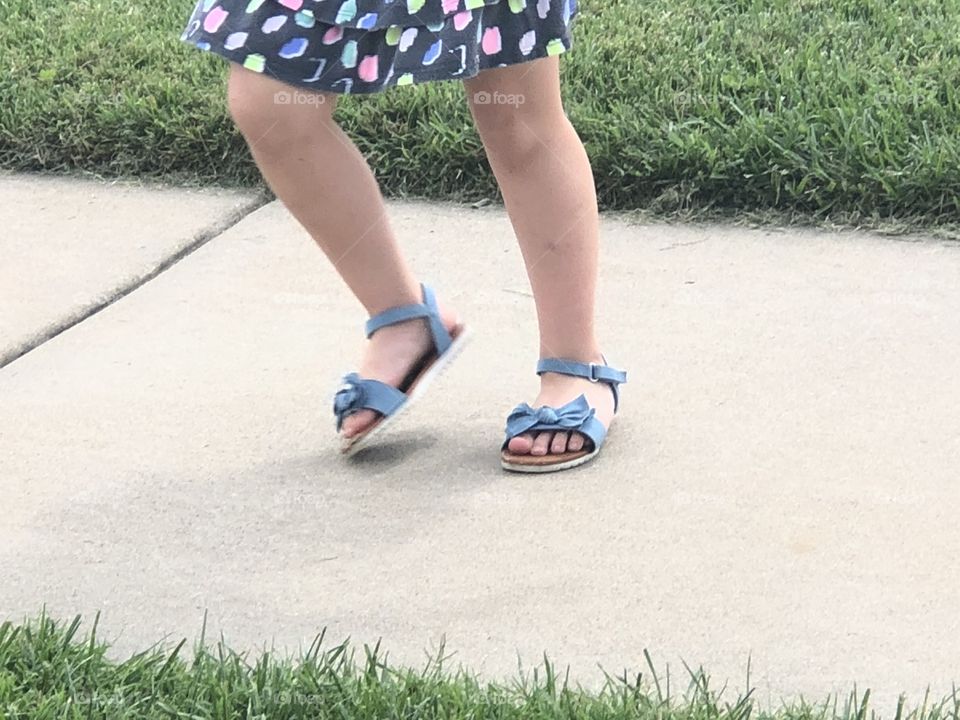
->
[[3, 0, 960, 222], [2, 613, 957, 719]]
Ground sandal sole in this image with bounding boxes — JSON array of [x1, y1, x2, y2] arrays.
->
[[500, 446, 600, 473]]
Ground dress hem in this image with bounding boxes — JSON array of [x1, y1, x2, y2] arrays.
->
[[180, 32, 575, 95]]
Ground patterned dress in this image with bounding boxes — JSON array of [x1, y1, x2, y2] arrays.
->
[[180, 0, 579, 94]]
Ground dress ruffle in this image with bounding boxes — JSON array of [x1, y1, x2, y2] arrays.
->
[[180, 0, 579, 94]]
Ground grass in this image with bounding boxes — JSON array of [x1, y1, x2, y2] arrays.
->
[[1, 613, 959, 719], [3, 0, 960, 224]]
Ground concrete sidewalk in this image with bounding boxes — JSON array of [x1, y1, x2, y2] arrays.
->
[[2, 176, 960, 712]]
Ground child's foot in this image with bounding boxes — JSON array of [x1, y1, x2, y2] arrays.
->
[[505, 360, 617, 456], [339, 305, 461, 439]]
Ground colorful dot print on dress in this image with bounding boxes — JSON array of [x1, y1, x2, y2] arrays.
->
[[180, 0, 579, 94]]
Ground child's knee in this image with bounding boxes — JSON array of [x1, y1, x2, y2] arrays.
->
[[226, 66, 275, 137], [226, 66, 334, 149], [472, 101, 564, 169]]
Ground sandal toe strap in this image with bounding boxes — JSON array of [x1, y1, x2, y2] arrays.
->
[[333, 373, 406, 430], [503, 395, 608, 450]]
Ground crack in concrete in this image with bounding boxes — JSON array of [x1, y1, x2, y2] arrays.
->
[[0, 193, 271, 371]]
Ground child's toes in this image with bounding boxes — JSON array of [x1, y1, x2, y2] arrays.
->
[[507, 433, 535, 454], [550, 431, 569, 454], [531, 431, 554, 456], [567, 433, 586, 452], [341, 409, 378, 438]]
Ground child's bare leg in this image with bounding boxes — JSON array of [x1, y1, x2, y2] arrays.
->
[[464, 57, 613, 457], [227, 67, 457, 438]]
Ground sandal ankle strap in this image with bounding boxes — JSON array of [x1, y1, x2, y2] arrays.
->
[[364, 283, 452, 355], [536, 357, 627, 412], [536, 358, 627, 385]]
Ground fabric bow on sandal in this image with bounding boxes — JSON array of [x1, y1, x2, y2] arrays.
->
[[501, 357, 626, 473]]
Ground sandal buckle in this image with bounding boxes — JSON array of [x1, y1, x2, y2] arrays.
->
[[588, 363, 600, 382]]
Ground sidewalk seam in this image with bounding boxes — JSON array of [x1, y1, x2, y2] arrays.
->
[[0, 193, 271, 371]]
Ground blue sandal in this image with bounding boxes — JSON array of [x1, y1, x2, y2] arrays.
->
[[501, 357, 627, 472], [334, 283, 469, 456]]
